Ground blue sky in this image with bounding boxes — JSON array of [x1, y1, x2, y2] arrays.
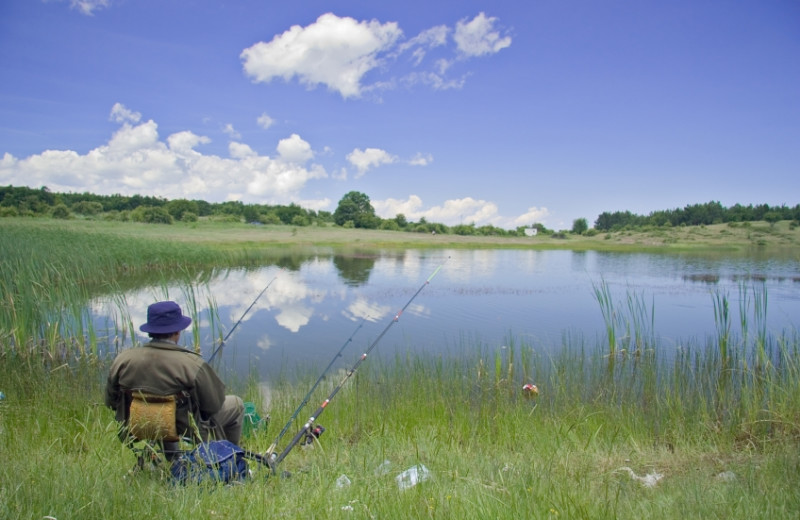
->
[[1, 0, 798, 230]]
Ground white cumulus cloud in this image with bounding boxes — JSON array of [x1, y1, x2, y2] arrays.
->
[[373, 195, 544, 229], [222, 123, 241, 139], [277, 133, 314, 163], [454, 12, 512, 57], [409, 153, 433, 166], [373, 195, 498, 225], [512, 207, 550, 227], [241, 13, 402, 99], [257, 113, 275, 129], [109, 103, 141, 124], [241, 12, 511, 98], [0, 104, 329, 207], [346, 147, 397, 177]]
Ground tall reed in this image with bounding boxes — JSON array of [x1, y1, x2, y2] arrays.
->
[[712, 289, 731, 365], [592, 279, 618, 358], [0, 219, 242, 360]]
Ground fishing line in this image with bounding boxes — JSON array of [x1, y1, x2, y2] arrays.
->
[[207, 269, 281, 364], [269, 257, 448, 469], [265, 316, 368, 456]]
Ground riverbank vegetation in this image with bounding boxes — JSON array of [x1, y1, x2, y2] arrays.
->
[[1, 214, 799, 518], [2, 184, 799, 238], [2, 313, 799, 518]]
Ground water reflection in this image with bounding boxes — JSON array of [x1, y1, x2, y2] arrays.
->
[[94, 249, 800, 382], [332, 254, 377, 286]]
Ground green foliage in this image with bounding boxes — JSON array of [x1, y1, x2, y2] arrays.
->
[[214, 200, 244, 216], [571, 217, 588, 235], [290, 214, 310, 226], [181, 211, 198, 223], [165, 199, 200, 220], [274, 203, 306, 225], [131, 206, 173, 224], [379, 219, 400, 231], [51, 203, 72, 219], [763, 211, 781, 227], [71, 201, 103, 216], [261, 212, 282, 225], [333, 191, 378, 228], [451, 223, 476, 235], [242, 205, 261, 223], [596, 201, 799, 231]]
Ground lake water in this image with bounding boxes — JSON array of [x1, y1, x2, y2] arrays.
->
[[94, 249, 800, 382]]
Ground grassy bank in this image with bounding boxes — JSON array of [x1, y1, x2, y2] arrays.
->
[[2, 331, 799, 519], [3, 216, 800, 253]]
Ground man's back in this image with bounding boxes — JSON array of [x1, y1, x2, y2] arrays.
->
[[105, 301, 244, 444]]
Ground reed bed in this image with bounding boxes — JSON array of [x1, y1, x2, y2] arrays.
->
[[0, 219, 246, 360]]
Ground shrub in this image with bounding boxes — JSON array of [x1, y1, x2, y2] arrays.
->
[[571, 218, 588, 235], [0, 207, 19, 217], [51, 204, 72, 219], [379, 220, 400, 231], [71, 201, 103, 216], [130, 206, 173, 224], [261, 213, 282, 225], [290, 215, 310, 226]]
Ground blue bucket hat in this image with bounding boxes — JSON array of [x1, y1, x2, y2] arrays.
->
[[140, 301, 192, 334]]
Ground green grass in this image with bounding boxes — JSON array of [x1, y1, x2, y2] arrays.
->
[[2, 217, 800, 518], [2, 329, 799, 519]]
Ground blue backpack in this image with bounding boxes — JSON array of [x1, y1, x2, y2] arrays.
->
[[170, 440, 248, 484]]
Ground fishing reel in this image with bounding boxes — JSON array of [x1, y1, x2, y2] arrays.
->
[[303, 425, 325, 445]]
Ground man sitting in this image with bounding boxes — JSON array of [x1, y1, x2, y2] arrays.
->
[[105, 300, 244, 445]]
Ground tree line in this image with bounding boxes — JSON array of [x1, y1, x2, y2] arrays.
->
[[593, 201, 800, 231], [0, 185, 527, 236], [0, 185, 332, 227], [1, 185, 797, 236]]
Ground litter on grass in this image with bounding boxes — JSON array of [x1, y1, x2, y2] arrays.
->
[[396, 464, 431, 490], [715, 471, 736, 482], [616, 466, 664, 488], [522, 383, 539, 398], [336, 474, 352, 488], [375, 460, 392, 476]]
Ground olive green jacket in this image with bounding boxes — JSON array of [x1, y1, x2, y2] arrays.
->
[[105, 340, 226, 437]]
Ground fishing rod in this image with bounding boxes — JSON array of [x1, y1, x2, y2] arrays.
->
[[268, 259, 448, 470], [207, 270, 281, 364], [265, 317, 368, 456]]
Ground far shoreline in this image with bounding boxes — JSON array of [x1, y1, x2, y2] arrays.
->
[[4, 217, 800, 255]]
